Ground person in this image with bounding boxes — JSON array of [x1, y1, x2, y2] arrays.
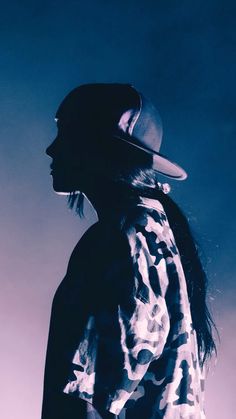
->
[[42, 83, 216, 419]]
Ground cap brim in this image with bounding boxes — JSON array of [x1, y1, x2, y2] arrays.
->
[[152, 153, 187, 180], [114, 135, 188, 180]]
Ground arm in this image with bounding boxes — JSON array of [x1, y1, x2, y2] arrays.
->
[[104, 221, 171, 415], [86, 402, 117, 418]]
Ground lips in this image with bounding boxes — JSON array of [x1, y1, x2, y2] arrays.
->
[[50, 164, 56, 175]]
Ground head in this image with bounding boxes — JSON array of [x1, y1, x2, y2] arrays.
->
[[46, 83, 187, 201]]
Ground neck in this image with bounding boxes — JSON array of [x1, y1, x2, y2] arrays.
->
[[83, 183, 140, 221]]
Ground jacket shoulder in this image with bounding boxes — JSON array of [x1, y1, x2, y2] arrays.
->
[[120, 201, 168, 237]]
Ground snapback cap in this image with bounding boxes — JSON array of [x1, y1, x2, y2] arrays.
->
[[56, 83, 187, 180], [113, 85, 187, 180]]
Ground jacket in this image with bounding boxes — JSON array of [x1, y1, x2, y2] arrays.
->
[[41, 196, 205, 418]]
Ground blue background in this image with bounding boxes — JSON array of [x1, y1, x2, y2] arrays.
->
[[1, 1, 235, 418]]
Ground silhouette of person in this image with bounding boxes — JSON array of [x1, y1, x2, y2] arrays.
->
[[42, 84, 216, 419]]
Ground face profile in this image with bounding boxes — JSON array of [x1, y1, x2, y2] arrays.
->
[[46, 123, 79, 194], [46, 86, 111, 196], [46, 108, 93, 195]]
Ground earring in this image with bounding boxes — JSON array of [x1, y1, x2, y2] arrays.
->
[[157, 182, 171, 194]]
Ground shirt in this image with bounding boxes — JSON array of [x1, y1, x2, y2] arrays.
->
[[41, 196, 205, 419]]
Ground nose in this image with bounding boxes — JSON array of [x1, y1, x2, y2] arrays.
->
[[46, 138, 57, 158]]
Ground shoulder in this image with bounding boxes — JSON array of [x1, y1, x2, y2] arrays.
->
[[118, 199, 179, 268], [67, 198, 172, 269], [120, 199, 169, 242]]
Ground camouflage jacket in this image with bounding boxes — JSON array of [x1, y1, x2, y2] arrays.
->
[[42, 197, 205, 419]]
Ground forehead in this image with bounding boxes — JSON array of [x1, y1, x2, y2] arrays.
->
[[56, 97, 101, 134], [56, 96, 85, 121], [55, 84, 139, 132]]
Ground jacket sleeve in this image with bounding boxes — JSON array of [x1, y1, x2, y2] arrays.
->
[[104, 215, 171, 415], [63, 210, 172, 415]]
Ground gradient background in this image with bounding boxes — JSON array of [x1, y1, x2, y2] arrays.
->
[[1, 1, 235, 418]]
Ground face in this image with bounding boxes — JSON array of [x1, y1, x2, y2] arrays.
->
[[46, 86, 119, 195], [46, 112, 92, 194]]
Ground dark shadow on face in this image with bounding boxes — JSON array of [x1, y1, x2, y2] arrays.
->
[[45, 83, 146, 196], [46, 97, 98, 194]]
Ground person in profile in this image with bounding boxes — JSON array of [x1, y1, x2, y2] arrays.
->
[[41, 83, 216, 419]]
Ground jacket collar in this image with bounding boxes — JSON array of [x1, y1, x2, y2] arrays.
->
[[137, 196, 165, 214]]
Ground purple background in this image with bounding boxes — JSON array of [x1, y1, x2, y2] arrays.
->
[[1, 1, 235, 418]]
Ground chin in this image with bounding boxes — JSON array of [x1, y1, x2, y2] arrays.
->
[[51, 178, 72, 194], [55, 190, 71, 196], [52, 177, 81, 195], [53, 183, 73, 195]]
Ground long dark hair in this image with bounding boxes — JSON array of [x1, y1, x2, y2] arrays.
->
[[68, 141, 217, 366], [144, 184, 217, 366]]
